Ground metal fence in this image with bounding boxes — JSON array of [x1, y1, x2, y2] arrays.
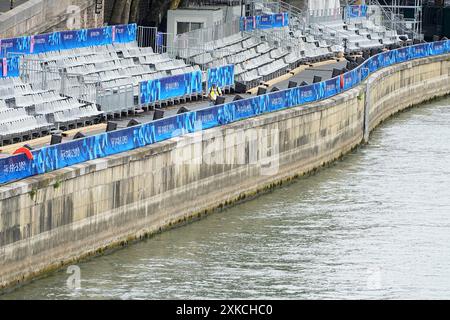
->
[[174, 19, 241, 50], [19, 57, 136, 114], [97, 84, 135, 115], [20, 57, 99, 104], [137, 26, 158, 50], [306, 7, 343, 24]]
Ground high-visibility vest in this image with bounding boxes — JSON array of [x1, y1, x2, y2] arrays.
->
[[209, 88, 218, 100]]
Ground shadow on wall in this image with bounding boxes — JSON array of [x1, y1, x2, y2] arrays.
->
[[104, 0, 184, 30]]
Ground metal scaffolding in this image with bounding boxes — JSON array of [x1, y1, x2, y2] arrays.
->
[[367, 0, 424, 40]]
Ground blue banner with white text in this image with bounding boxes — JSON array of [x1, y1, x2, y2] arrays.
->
[[139, 71, 203, 104], [112, 24, 137, 44], [207, 64, 235, 91], [240, 13, 289, 31]]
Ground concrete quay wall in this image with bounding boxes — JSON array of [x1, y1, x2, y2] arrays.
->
[[1, 54, 449, 290]]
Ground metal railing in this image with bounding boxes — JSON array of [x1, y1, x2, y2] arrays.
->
[[261, 1, 306, 30], [308, 21, 346, 49], [306, 7, 343, 24], [160, 44, 231, 71], [20, 57, 100, 104], [97, 84, 135, 115], [19, 57, 136, 114], [367, 0, 423, 40], [137, 26, 158, 50], [173, 18, 241, 50], [244, 27, 303, 56]]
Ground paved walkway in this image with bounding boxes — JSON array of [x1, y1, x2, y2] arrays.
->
[[269, 60, 347, 90]]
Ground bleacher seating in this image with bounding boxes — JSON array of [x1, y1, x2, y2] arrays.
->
[[0, 4, 409, 146], [0, 76, 104, 145]]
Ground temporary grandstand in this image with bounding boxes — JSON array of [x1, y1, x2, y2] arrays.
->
[[0, 0, 415, 148]]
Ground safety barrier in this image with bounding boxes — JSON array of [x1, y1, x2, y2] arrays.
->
[[206, 64, 235, 92], [139, 71, 203, 105], [0, 56, 20, 78], [1, 40, 449, 185]]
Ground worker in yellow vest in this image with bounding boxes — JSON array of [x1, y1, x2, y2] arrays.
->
[[208, 84, 223, 106]]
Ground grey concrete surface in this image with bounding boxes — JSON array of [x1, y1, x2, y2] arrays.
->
[[1, 54, 449, 290]]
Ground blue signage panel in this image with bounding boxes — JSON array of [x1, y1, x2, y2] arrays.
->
[[31, 33, 52, 54], [86, 27, 113, 47], [0, 154, 33, 184], [0, 24, 136, 74], [140, 71, 203, 104], [240, 13, 289, 31], [0, 36, 31, 57], [196, 107, 220, 130], [113, 24, 137, 44], [207, 64, 235, 91], [347, 5, 368, 19], [159, 74, 187, 100], [60, 30, 87, 50], [323, 77, 341, 98], [6, 56, 20, 77], [268, 90, 288, 112]]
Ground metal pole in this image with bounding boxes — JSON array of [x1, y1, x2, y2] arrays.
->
[[240, 0, 243, 18]]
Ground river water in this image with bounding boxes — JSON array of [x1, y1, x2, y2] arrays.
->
[[3, 97, 450, 300]]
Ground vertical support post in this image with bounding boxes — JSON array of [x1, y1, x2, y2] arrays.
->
[[363, 72, 372, 143], [42, 64, 48, 91]]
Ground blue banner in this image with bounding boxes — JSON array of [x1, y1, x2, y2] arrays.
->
[[323, 77, 341, 98], [6, 56, 20, 77], [159, 74, 188, 101], [0, 36, 31, 57], [347, 5, 368, 19], [113, 24, 137, 44], [87, 27, 113, 47], [140, 71, 203, 104], [0, 56, 20, 78], [156, 31, 164, 51], [31, 33, 52, 54], [0, 153, 33, 184], [268, 91, 288, 112], [207, 64, 235, 91], [342, 68, 359, 90], [240, 16, 256, 32], [240, 13, 289, 31], [2, 40, 450, 184], [196, 107, 220, 130], [60, 30, 84, 50]]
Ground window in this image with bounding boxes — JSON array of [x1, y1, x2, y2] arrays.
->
[[176, 22, 204, 35], [177, 22, 190, 35], [190, 22, 203, 32]]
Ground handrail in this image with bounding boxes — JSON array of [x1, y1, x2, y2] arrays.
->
[[261, 0, 305, 30], [367, 0, 420, 40], [243, 27, 304, 56]]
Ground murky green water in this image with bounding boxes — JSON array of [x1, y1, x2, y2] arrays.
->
[[3, 97, 450, 300]]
